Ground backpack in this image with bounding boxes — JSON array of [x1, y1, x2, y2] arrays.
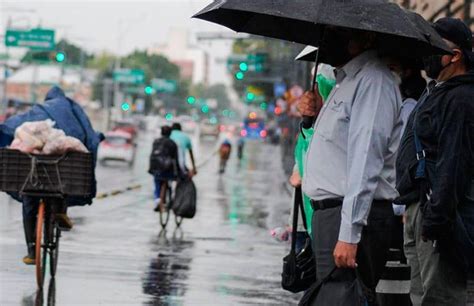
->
[[149, 139, 176, 174]]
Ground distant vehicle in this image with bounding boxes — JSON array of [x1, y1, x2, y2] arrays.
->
[[98, 131, 136, 166], [242, 114, 266, 139], [112, 120, 138, 138], [177, 116, 198, 134], [200, 120, 219, 138]]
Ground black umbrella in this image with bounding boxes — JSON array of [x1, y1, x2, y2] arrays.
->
[[193, 0, 451, 57], [294, 9, 450, 62]]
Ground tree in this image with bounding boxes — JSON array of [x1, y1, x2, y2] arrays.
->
[[21, 39, 92, 65]]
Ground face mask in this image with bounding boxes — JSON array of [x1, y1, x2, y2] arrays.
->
[[423, 54, 453, 79], [320, 30, 352, 67]]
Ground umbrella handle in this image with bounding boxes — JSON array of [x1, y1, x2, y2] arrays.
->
[[303, 27, 325, 128]]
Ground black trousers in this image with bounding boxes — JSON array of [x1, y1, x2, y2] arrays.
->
[[312, 201, 394, 304]]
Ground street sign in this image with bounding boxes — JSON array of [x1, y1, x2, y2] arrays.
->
[[151, 78, 177, 93], [5, 28, 55, 51], [113, 69, 145, 84], [227, 53, 267, 72]]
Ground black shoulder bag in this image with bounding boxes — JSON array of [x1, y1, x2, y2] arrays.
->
[[281, 186, 316, 293]]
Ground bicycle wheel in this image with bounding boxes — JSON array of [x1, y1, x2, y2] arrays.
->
[[35, 201, 47, 288], [174, 215, 183, 228], [50, 223, 60, 277], [159, 185, 171, 229]]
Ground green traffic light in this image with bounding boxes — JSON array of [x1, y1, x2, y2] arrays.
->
[[165, 113, 173, 121], [239, 62, 248, 72], [235, 72, 245, 80], [210, 117, 218, 125], [260, 102, 268, 110], [246, 92, 255, 101], [201, 105, 209, 113], [187, 96, 196, 104], [144, 86, 154, 95], [121, 102, 130, 111], [55, 52, 66, 63]]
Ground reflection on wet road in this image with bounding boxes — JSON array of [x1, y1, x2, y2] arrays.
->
[[1, 132, 298, 305]]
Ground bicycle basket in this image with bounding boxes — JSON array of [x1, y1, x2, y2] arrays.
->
[[0, 148, 94, 197]]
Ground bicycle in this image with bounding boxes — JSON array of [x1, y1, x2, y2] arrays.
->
[[35, 198, 62, 289], [157, 181, 183, 229]]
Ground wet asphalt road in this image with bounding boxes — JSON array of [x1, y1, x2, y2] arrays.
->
[[0, 130, 299, 305]]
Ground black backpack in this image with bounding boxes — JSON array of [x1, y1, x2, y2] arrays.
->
[[149, 139, 176, 174]]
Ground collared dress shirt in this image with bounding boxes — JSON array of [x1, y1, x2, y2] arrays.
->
[[302, 50, 403, 244]]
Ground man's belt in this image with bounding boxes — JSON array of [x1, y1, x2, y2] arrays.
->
[[310, 198, 392, 211], [310, 198, 343, 211]]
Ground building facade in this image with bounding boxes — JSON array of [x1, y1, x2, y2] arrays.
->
[[394, 0, 473, 29]]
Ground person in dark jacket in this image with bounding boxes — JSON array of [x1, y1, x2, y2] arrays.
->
[[148, 126, 180, 212], [395, 17, 474, 306]]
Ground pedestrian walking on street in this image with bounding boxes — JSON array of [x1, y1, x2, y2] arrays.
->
[[218, 139, 232, 174], [148, 126, 180, 212], [298, 27, 403, 305], [395, 17, 474, 306]]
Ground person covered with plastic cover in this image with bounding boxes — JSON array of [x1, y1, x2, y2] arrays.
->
[[0, 86, 103, 265], [148, 125, 180, 212]]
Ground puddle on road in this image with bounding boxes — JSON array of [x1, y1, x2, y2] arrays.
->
[[142, 231, 194, 305]]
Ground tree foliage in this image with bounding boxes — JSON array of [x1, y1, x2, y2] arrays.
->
[[21, 39, 92, 65]]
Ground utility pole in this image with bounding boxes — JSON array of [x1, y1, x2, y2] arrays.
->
[[103, 78, 113, 131]]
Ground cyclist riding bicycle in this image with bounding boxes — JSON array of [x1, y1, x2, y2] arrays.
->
[[0, 87, 102, 265], [148, 126, 180, 212], [170, 123, 197, 178]]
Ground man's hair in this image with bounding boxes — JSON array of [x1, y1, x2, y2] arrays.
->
[[171, 123, 182, 131], [161, 125, 172, 137]]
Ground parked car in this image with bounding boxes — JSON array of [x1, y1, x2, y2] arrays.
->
[[98, 131, 136, 166]]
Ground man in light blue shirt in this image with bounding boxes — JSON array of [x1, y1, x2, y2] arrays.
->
[[298, 27, 402, 302], [171, 123, 196, 177]]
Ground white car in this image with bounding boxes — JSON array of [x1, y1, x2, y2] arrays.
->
[[199, 120, 219, 138], [98, 131, 136, 166]]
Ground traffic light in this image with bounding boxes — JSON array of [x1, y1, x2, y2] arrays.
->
[[201, 105, 209, 113], [239, 62, 248, 72], [144, 86, 154, 95], [235, 71, 245, 80], [187, 96, 196, 105], [55, 52, 66, 63], [121, 102, 130, 112], [260, 102, 268, 110], [246, 92, 255, 102], [165, 113, 173, 121]]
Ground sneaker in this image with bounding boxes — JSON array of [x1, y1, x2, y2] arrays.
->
[[23, 254, 35, 265], [153, 199, 161, 212], [55, 213, 73, 231]]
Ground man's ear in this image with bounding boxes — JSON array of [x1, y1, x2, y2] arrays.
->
[[451, 49, 463, 63]]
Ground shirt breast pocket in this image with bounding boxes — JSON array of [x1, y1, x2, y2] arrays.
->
[[317, 98, 349, 143]]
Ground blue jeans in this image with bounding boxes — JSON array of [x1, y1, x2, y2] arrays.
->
[[153, 173, 176, 200]]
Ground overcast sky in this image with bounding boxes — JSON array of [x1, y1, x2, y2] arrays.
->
[[0, 0, 235, 84]]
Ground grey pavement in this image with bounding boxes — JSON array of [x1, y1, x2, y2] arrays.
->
[[0, 132, 299, 305]]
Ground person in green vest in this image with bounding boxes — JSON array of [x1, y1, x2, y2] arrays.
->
[[289, 66, 335, 251]]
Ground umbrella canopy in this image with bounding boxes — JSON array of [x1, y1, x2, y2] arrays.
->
[[295, 46, 319, 62], [193, 0, 451, 57]]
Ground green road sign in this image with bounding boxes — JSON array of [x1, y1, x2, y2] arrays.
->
[[113, 69, 145, 84], [5, 28, 55, 51], [151, 78, 177, 93]]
